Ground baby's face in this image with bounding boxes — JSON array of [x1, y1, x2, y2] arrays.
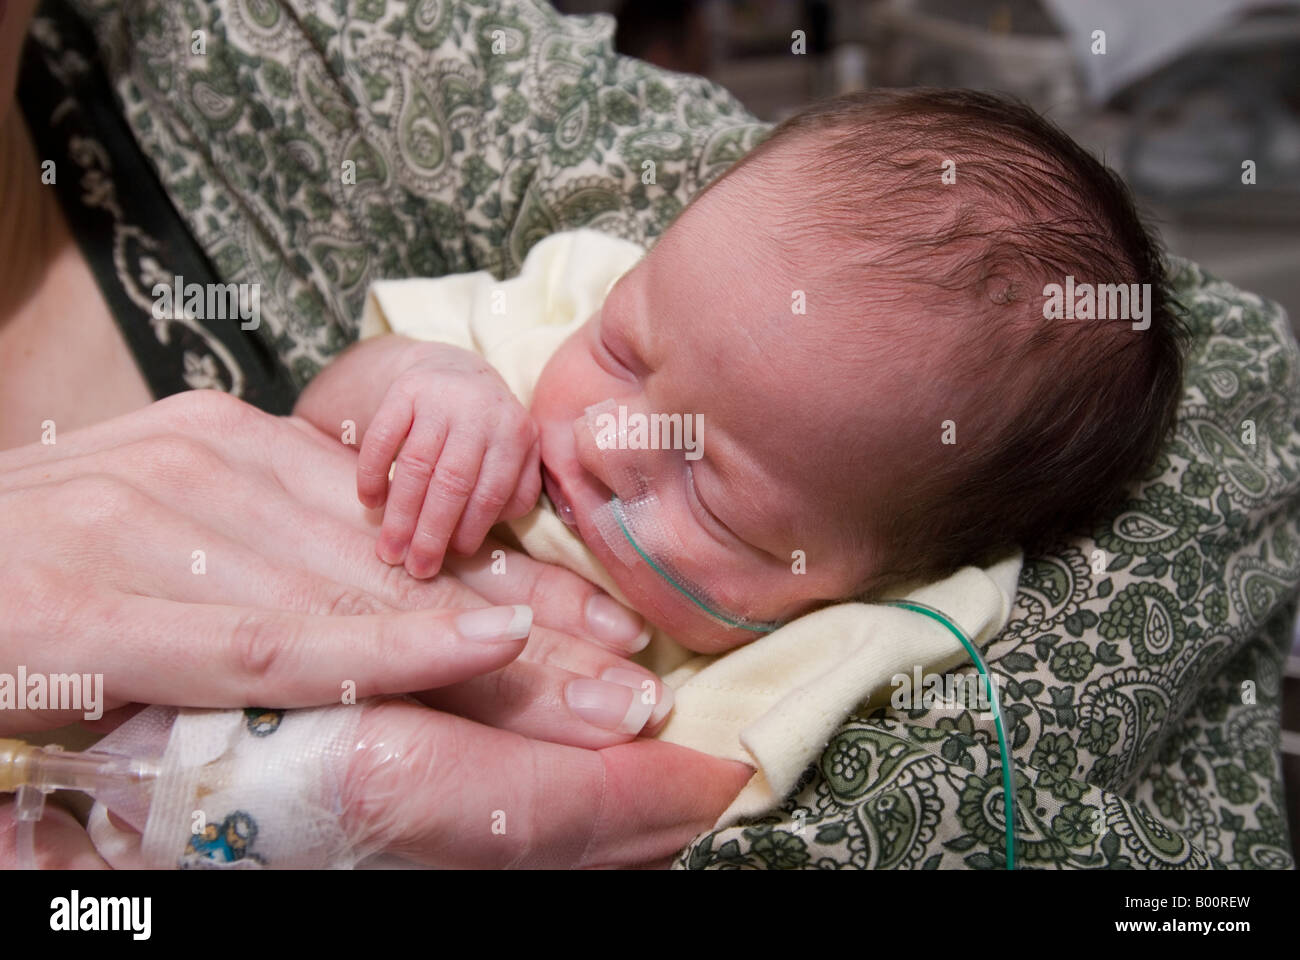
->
[[532, 176, 914, 653]]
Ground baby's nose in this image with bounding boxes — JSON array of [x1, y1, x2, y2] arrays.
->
[[573, 399, 677, 499]]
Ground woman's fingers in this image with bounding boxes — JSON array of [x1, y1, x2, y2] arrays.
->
[[80, 596, 533, 709], [416, 650, 672, 748], [446, 540, 650, 654], [1, 474, 538, 720], [273, 416, 393, 529], [579, 740, 754, 869], [440, 543, 675, 739], [0, 397, 674, 748], [343, 699, 751, 868], [102, 497, 415, 619], [0, 435, 473, 616], [158, 499, 676, 745]]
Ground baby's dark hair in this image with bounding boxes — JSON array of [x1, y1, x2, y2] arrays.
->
[[718, 88, 1189, 594]]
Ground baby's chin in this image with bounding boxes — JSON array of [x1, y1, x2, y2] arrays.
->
[[664, 618, 770, 655]]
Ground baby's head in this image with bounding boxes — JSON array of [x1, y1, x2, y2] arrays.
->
[[533, 88, 1187, 654]]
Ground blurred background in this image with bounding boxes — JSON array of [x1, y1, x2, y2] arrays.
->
[[559, 0, 1300, 863]]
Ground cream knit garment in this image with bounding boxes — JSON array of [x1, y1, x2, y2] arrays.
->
[[361, 229, 1023, 828]]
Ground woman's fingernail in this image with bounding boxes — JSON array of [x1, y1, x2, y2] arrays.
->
[[456, 605, 533, 643], [585, 594, 650, 651], [602, 667, 673, 728], [625, 623, 652, 653], [648, 678, 674, 727], [565, 677, 653, 735]]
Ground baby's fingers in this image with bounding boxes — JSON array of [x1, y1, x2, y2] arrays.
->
[[357, 394, 415, 510], [449, 428, 538, 556], [502, 436, 543, 522], [377, 418, 449, 566], [404, 432, 484, 578]]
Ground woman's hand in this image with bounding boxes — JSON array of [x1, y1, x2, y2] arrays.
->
[[342, 698, 752, 868], [0, 390, 540, 732], [426, 537, 679, 745]]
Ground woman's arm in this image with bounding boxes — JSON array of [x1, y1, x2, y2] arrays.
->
[[340, 699, 751, 868]]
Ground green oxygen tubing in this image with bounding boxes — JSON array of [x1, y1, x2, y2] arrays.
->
[[880, 599, 1019, 870]]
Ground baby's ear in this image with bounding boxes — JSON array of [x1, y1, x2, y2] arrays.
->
[[974, 238, 1037, 308], [984, 273, 1022, 306]]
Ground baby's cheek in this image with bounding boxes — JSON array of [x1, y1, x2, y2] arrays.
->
[[533, 337, 597, 422]]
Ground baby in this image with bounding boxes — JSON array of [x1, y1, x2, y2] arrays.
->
[[295, 88, 1187, 657]]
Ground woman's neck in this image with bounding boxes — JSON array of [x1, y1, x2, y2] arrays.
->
[[0, 106, 65, 323]]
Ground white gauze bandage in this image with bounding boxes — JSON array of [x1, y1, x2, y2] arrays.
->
[[88, 702, 363, 869]]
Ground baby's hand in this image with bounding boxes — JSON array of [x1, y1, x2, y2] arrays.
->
[[359, 344, 541, 578]]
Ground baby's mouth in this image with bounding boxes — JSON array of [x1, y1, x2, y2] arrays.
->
[[541, 464, 578, 530]]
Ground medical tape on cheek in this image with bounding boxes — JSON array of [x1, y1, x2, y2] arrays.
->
[[582, 401, 781, 634]]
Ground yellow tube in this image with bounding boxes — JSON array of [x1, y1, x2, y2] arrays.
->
[[0, 739, 157, 795], [0, 739, 36, 792]]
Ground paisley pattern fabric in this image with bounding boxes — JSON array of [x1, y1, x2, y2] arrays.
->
[[60, 0, 1296, 868], [22, 2, 298, 411], [65, 0, 766, 388]]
